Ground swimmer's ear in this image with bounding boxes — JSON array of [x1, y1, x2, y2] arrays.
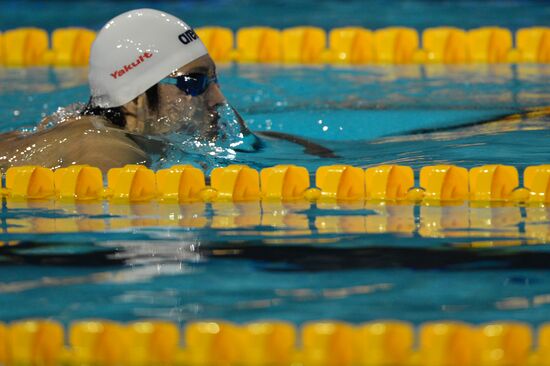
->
[[145, 84, 159, 113], [82, 97, 127, 128]]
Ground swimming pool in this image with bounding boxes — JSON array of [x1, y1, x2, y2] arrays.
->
[[1, 62, 549, 327], [1, 1, 550, 362]]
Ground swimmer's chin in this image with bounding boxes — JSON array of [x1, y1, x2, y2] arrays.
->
[[200, 104, 264, 152]]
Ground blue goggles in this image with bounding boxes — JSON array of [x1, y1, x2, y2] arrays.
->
[[164, 73, 218, 96]]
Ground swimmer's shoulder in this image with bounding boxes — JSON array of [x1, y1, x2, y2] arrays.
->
[[0, 107, 155, 173], [35, 113, 128, 138], [35, 112, 109, 133], [47, 115, 147, 151]]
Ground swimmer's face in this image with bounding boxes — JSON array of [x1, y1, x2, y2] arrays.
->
[[122, 54, 226, 136]]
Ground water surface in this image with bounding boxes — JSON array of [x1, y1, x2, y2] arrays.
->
[[0, 63, 549, 325]]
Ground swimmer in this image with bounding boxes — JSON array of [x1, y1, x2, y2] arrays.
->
[[0, 9, 334, 173]]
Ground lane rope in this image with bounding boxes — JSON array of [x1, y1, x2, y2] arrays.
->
[[0, 319, 546, 365], [2, 163, 549, 203], [0, 26, 548, 66]]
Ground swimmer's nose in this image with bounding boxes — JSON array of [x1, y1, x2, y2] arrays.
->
[[206, 83, 226, 108]]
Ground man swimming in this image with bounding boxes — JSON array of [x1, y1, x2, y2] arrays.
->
[[0, 9, 334, 173]]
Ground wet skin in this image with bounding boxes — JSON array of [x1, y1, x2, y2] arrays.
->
[[0, 54, 335, 173]]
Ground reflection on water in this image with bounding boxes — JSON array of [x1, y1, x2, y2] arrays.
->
[[1, 199, 549, 243]]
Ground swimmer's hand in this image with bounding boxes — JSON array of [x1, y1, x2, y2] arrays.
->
[[216, 105, 335, 157], [257, 131, 338, 158]]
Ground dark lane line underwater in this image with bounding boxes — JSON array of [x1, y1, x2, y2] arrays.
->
[[4, 239, 550, 271]]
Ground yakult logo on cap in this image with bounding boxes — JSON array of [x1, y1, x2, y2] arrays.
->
[[110, 52, 153, 79]]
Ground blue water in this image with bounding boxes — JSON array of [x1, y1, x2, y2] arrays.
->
[[1, 0, 550, 327], [0, 62, 550, 326], [1, 0, 549, 32]]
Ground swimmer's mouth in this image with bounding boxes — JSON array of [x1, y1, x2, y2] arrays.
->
[[208, 105, 263, 152]]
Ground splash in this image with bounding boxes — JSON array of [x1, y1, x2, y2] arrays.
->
[[214, 103, 261, 152], [158, 102, 262, 171], [18, 102, 85, 134]]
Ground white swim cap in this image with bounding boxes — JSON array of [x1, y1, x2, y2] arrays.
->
[[89, 8, 208, 108]]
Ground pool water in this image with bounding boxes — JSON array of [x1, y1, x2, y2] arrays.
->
[[0, 63, 549, 326], [2, 0, 549, 32]]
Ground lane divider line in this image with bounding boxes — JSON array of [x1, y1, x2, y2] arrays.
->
[[0, 26, 548, 66], [0, 319, 547, 366], [2, 163, 549, 203]]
